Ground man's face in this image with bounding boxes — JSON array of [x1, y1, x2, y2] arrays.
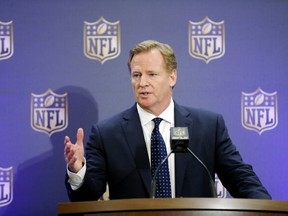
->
[[130, 48, 177, 115]]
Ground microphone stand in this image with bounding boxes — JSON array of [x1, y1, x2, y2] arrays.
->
[[150, 144, 217, 198], [186, 147, 217, 198]]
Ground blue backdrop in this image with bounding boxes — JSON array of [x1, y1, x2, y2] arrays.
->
[[1, 0, 288, 215]]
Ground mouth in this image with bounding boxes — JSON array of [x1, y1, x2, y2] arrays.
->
[[139, 91, 151, 97]]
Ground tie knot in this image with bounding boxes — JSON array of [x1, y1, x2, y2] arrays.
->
[[153, 117, 163, 128]]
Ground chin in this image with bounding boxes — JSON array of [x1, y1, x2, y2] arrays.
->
[[138, 101, 152, 109]]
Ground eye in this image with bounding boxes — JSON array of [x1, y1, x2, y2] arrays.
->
[[149, 73, 158, 78], [131, 72, 141, 80]]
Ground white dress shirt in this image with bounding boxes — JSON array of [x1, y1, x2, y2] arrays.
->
[[136, 99, 175, 197]]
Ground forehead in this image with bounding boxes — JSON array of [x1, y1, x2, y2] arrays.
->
[[130, 49, 165, 70]]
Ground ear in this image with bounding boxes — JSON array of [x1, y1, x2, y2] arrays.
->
[[169, 69, 177, 88]]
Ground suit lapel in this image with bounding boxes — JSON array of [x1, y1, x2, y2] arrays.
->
[[121, 104, 152, 196]]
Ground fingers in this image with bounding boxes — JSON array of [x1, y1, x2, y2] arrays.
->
[[64, 128, 85, 173], [64, 128, 83, 150], [76, 128, 84, 147], [64, 136, 71, 157], [64, 144, 79, 170], [64, 141, 72, 164], [64, 135, 70, 145], [65, 147, 76, 164]]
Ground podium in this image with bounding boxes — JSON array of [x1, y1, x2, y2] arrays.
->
[[58, 198, 288, 215]]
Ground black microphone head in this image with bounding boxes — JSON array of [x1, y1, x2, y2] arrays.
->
[[170, 127, 189, 153]]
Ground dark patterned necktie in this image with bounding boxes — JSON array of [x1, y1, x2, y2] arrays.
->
[[151, 117, 172, 198]]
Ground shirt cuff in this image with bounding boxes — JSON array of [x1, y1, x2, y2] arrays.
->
[[67, 158, 86, 190]]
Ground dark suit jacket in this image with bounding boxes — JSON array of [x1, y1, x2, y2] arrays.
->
[[66, 102, 271, 201]]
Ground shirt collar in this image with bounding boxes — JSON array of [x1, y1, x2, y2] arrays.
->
[[137, 99, 175, 126]]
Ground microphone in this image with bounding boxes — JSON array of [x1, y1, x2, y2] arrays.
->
[[170, 127, 189, 153], [171, 127, 217, 198]]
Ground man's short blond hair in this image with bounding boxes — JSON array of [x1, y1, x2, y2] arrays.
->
[[128, 40, 177, 73]]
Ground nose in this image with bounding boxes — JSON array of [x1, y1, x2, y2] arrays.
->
[[139, 74, 149, 87]]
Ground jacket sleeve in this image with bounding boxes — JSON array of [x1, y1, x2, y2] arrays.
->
[[214, 114, 271, 199], [65, 124, 107, 202]]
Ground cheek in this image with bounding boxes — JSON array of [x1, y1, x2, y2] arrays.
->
[[131, 82, 138, 92]]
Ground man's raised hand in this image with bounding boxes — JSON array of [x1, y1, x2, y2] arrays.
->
[[64, 128, 85, 173]]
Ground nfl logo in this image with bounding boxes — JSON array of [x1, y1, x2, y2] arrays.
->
[[0, 21, 14, 60], [189, 17, 225, 63], [0, 167, 13, 207], [84, 17, 120, 64], [31, 89, 68, 136], [215, 174, 227, 198], [173, 128, 185, 136], [241, 88, 278, 134]]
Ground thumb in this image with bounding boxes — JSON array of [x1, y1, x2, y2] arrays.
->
[[76, 128, 84, 146]]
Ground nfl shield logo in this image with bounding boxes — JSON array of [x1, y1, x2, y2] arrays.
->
[[0, 21, 14, 60], [241, 88, 278, 134], [84, 17, 120, 64], [31, 89, 68, 136], [189, 17, 225, 63], [215, 174, 227, 198], [0, 167, 13, 207], [173, 127, 186, 137]]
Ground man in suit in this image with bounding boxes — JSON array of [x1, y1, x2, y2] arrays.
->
[[64, 40, 271, 201]]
